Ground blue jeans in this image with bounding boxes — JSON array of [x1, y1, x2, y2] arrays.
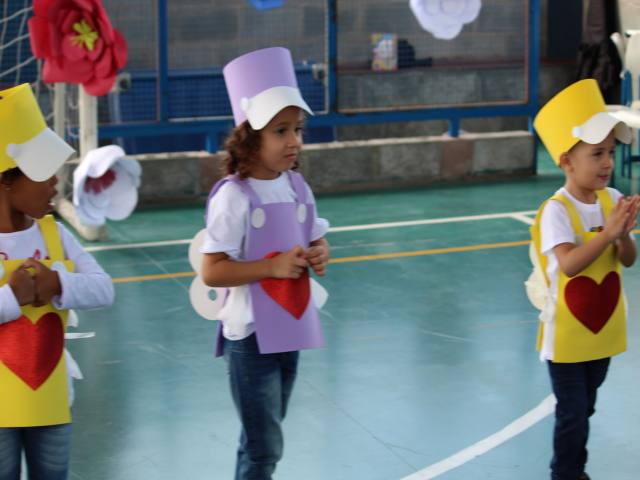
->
[[548, 358, 610, 480], [223, 334, 299, 480], [0, 423, 71, 480]]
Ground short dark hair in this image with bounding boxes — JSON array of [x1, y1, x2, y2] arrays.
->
[[0, 167, 24, 186]]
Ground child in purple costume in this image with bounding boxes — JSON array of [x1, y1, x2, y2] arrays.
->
[[200, 47, 330, 480]]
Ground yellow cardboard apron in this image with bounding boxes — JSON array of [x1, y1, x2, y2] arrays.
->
[[532, 190, 626, 363], [0, 215, 74, 427]]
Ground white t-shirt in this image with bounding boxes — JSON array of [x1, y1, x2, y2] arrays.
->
[[539, 187, 629, 361], [0, 221, 115, 324], [200, 173, 329, 340]]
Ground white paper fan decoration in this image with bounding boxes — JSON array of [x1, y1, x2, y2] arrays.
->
[[410, 0, 482, 40], [73, 145, 142, 227]]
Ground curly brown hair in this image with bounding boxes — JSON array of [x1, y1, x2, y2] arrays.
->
[[222, 122, 261, 179], [221, 121, 300, 179]]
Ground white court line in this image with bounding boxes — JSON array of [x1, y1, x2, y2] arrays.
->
[[329, 211, 537, 232], [85, 238, 192, 252], [84, 210, 536, 252], [509, 213, 535, 225], [400, 394, 556, 480]]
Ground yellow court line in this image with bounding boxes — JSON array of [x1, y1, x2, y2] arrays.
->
[[111, 239, 530, 284], [330, 240, 529, 263], [112, 271, 196, 284]]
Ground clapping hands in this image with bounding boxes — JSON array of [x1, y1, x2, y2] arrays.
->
[[8, 259, 61, 307]]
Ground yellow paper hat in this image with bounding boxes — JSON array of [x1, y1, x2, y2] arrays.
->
[[533, 79, 632, 165], [0, 84, 74, 181]]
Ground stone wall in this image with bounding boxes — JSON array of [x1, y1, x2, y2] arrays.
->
[[123, 131, 533, 205]]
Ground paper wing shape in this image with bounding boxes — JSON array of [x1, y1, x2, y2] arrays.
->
[[524, 242, 550, 311], [189, 229, 228, 321]]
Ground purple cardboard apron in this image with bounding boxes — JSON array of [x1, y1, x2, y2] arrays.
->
[[207, 171, 325, 356]]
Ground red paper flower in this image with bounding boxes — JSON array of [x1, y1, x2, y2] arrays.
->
[[28, 0, 128, 96]]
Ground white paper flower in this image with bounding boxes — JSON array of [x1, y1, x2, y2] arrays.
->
[[72, 145, 141, 227], [410, 0, 482, 40]]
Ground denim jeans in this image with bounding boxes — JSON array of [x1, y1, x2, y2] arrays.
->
[[223, 334, 299, 480], [0, 423, 71, 480], [548, 358, 610, 480]]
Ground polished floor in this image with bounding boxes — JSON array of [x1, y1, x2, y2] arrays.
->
[[61, 152, 640, 479]]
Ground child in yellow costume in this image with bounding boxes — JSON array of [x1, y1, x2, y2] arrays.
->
[[0, 85, 114, 480], [532, 79, 640, 480]]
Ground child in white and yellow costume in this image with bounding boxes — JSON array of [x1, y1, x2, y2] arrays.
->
[[0, 84, 114, 480], [532, 79, 640, 480]]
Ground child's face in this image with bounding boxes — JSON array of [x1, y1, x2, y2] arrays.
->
[[251, 106, 304, 180], [562, 130, 616, 192], [7, 174, 58, 219]]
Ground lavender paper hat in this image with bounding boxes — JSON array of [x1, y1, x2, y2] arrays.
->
[[223, 47, 313, 130]]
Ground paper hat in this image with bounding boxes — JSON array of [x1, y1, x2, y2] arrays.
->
[[0, 84, 74, 181], [73, 145, 141, 227], [534, 79, 633, 165], [223, 47, 313, 130]]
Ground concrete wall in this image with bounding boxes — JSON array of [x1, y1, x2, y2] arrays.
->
[[126, 131, 533, 205]]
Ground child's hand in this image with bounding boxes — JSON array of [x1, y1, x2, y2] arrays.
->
[[305, 239, 330, 277], [8, 265, 35, 306], [621, 194, 640, 236], [21, 258, 61, 307], [268, 246, 309, 279], [604, 197, 633, 242]]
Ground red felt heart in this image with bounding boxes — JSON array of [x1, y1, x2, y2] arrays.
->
[[0, 313, 64, 390], [260, 251, 310, 319], [564, 271, 620, 334]]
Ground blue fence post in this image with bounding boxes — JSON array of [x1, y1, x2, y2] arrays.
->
[[157, 0, 170, 122], [327, 0, 337, 115], [205, 133, 218, 153], [529, 0, 541, 174], [448, 118, 460, 137]]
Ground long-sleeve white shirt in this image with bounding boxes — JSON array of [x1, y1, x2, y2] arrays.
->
[[0, 220, 114, 323]]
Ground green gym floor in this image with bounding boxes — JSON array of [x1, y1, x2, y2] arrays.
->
[[63, 150, 640, 480]]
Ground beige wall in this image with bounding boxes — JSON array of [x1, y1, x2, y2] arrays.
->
[[618, 0, 640, 33]]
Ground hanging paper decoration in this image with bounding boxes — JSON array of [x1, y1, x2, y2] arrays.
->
[[410, 0, 482, 40], [72, 145, 141, 227], [28, 0, 128, 96], [248, 0, 284, 11]]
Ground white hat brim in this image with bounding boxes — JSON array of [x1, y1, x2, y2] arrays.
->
[[7, 128, 75, 182], [572, 111, 633, 145], [244, 86, 314, 130]]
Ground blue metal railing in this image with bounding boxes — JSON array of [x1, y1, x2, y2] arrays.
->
[[98, 0, 540, 163]]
